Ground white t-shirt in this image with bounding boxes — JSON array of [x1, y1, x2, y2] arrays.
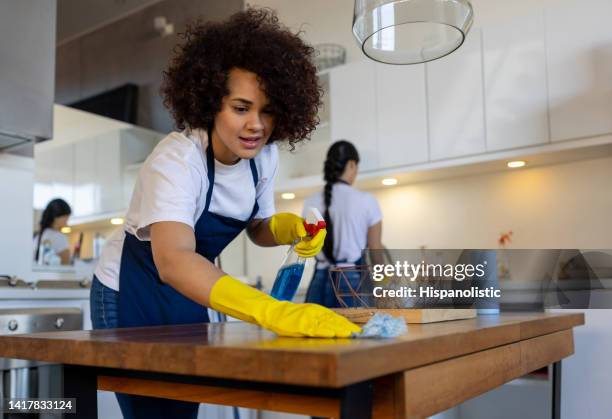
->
[[303, 183, 382, 268], [95, 129, 278, 291], [32, 228, 70, 261]]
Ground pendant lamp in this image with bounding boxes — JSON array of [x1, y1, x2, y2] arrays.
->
[[353, 0, 474, 64]]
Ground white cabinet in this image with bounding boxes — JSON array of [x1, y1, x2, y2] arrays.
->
[[330, 61, 379, 171], [95, 135, 123, 214], [34, 146, 74, 209], [375, 63, 428, 167], [483, 13, 549, 151], [545, 0, 612, 142], [426, 29, 486, 160], [73, 141, 97, 217]]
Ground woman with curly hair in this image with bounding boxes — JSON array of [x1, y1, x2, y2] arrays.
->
[[90, 8, 360, 419]]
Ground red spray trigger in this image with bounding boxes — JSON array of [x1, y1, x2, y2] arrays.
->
[[303, 207, 325, 238]]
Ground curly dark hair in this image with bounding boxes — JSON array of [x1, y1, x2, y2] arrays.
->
[[161, 8, 322, 147]]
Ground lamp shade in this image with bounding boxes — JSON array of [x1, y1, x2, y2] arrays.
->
[[353, 0, 474, 64]]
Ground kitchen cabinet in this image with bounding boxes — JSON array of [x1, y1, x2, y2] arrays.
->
[[375, 63, 428, 167], [427, 29, 486, 160], [73, 141, 97, 217], [95, 135, 124, 214], [330, 61, 379, 171], [545, 0, 612, 142], [483, 13, 550, 151], [35, 126, 162, 223], [33, 146, 74, 209], [277, 72, 331, 182]]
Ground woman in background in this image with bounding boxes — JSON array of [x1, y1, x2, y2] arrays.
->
[[303, 140, 384, 307], [33, 198, 72, 265]]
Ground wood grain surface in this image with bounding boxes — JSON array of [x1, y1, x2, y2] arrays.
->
[[333, 308, 477, 324], [0, 313, 584, 388], [400, 329, 574, 418]]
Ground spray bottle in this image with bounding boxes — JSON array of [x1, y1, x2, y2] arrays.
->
[[270, 208, 326, 301]]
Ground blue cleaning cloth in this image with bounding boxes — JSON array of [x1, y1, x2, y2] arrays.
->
[[353, 312, 408, 338]]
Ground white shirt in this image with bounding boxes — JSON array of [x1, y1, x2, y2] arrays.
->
[[95, 129, 278, 291], [303, 183, 382, 268], [32, 228, 69, 260]]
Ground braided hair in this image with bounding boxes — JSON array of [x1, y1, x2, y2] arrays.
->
[[322, 140, 359, 264], [35, 198, 71, 261]]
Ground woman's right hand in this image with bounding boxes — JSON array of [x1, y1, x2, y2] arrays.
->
[[210, 275, 361, 337]]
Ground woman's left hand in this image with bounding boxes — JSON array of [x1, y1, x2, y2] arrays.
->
[[294, 228, 326, 257], [268, 213, 327, 257]]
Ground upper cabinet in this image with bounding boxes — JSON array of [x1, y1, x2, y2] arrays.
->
[[545, 0, 612, 142], [330, 61, 379, 171], [427, 29, 486, 160], [483, 13, 549, 151], [375, 63, 428, 167], [275, 2, 612, 192], [35, 106, 163, 223]]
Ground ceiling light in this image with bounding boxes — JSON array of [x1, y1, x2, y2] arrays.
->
[[507, 160, 526, 169], [353, 0, 474, 64], [382, 178, 398, 186], [110, 218, 124, 225], [60, 227, 72, 234], [281, 192, 296, 200]]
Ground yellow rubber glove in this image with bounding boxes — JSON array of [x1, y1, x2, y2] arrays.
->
[[268, 213, 327, 258], [210, 275, 361, 338]]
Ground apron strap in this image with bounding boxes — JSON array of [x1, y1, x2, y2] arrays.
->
[[204, 140, 215, 212], [249, 158, 258, 186], [248, 158, 259, 219]]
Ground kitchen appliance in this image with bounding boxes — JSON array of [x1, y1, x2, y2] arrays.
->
[[352, 0, 474, 64], [0, 0, 56, 152], [0, 308, 82, 419]]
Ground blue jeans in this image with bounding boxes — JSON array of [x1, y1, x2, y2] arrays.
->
[[90, 276, 199, 419]]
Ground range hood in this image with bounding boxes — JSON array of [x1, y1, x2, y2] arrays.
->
[[0, 131, 38, 152], [0, 0, 56, 154]]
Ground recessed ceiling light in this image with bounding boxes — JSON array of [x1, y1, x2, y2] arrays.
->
[[60, 227, 72, 234], [281, 192, 296, 200], [381, 178, 398, 186], [110, 218, 124, 225], [507, 160, 526, 168]]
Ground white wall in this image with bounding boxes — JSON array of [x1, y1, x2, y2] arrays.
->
[[0, 154, 34, 280]]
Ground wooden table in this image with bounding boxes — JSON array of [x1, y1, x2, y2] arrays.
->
[[0, 313, 583, 419]]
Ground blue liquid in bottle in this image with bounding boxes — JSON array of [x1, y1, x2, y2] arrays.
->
[[270, 262, 305, 301]]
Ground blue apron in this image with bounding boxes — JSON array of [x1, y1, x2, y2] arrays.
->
[[116, 142, 259, 419]]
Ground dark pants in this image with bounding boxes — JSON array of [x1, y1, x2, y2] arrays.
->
[[90, 276, 199, 419]]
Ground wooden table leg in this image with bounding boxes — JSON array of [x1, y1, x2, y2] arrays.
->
[[63, 365, 97, 419], [340, 381, 373, 419], [552, 361, 562, 419]]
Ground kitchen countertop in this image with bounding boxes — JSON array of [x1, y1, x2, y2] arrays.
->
[[0, 287, 90, 300]]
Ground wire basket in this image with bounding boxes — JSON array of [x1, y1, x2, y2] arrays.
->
[[329, 264, 476, 309], [314, 43, 346, 72]]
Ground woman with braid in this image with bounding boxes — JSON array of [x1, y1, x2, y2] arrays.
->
[[302, 140, 384, 307]]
